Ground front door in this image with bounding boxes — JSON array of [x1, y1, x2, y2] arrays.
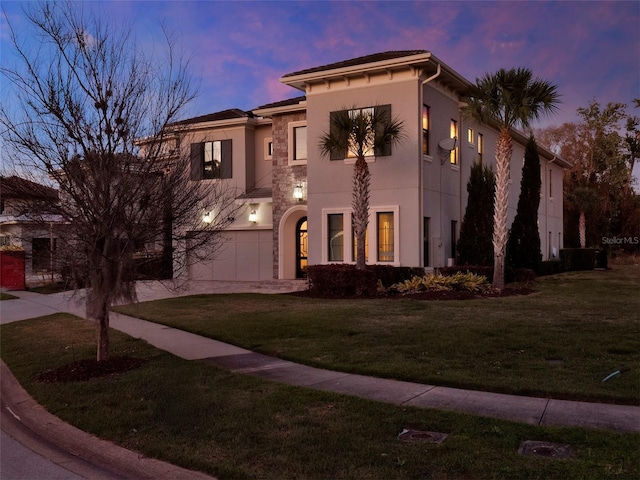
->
[[296, 217, 308, 278]]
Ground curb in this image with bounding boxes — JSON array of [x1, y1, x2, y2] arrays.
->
[[1, 361, 215, 480]]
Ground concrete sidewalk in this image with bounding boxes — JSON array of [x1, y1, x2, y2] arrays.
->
[[2, 280, 639, 433], [107, 311, 640, 432]]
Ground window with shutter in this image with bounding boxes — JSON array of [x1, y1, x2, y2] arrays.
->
[[190, 140, 232, 180], [329, 104, 393, 161]]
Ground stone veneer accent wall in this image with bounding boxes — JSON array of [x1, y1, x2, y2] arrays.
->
[[271, 111, 307, 278]]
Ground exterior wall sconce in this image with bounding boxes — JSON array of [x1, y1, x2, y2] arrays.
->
[[248, 210, 257, 223], [202, 211, 213, 224], [293, 184, 304, 201]]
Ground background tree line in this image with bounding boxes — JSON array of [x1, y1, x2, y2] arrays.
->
[[537, 99, 640, 252], [456, 98, 639, 275]]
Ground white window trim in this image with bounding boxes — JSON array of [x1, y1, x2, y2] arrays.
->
[[322, 205, 400, 266], [467, 128, 475, 148], [264, 137, 273, 161], [343, 156, 377, 165], [288, 121, 307, 166], [369, 205, 400, 265], [322, 208, 352, 264]]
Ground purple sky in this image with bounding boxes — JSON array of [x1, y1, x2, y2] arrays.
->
[[2, 0, 638, 129]]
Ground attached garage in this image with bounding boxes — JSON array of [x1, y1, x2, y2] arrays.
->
[[187, 229, 273, 281]]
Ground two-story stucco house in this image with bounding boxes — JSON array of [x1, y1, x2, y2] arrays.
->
[[167, 50, 569, 282], [0, 175, 66, 280]]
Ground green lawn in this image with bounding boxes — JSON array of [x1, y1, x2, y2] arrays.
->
[[2, 313, 638, 480], [115, 266, 640, 404], [0, 292, 18, 301]]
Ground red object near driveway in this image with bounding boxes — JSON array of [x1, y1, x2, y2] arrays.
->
[[0, 251, 26, 290]]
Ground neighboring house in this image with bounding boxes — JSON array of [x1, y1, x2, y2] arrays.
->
[[161, 50, 569, 281], [0, 175, 65, 279]]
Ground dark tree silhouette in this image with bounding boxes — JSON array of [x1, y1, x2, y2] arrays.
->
[[0, 1, 240, 361], [508, 136, 542, 272], [456, 163, 495, 266]]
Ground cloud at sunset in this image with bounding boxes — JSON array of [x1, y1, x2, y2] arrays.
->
[[1, 0, 637, 130]]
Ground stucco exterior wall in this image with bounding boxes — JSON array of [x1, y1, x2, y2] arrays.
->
[[253, 123, 274, 190], [305, 76, 423, 267]]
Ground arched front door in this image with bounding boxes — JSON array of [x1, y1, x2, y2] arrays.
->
[[296, 217, 308, 278]]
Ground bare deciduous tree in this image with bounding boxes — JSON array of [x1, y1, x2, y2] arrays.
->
[[1, 1, 240, 361]]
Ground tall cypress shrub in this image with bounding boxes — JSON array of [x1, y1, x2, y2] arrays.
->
[[508, 135, 542, 272], [456, 163, 496, 266]]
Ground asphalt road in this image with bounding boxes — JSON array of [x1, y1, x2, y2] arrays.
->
[[1, 431, 84, 480], [0, 393, 125, 480]]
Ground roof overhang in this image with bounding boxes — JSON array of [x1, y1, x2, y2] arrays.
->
[[253, 99, 307, 117], [280, 51, 471, 94], [235, 188, 273, 205], [509, 128, 571, 168]]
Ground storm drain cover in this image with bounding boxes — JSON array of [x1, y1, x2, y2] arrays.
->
[[397, 428, 448, 444], [518, 440, 573, 459]]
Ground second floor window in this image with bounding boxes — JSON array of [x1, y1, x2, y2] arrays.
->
[[347, 107, 375, 158], [422, 104, 430, 156], [294, 126, 307, 161], [329, 104, 393, 160], [288, 121, 307, 165], [450, 119, 459, 165], [190, 140, 232, 180], [477, 133, 484, 165]]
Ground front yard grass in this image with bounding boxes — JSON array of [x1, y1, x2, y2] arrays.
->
[[1, 313, 638, 480], [0, 292, 18, 300], [114, 265, 640, 405]]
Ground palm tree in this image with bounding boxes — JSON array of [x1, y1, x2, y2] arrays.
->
[[567, 186, 600, 248], [320, 107, 404, 270], [464, 68, 559, 289]]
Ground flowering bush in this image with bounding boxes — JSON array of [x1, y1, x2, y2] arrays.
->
[[390, 272, 495, 295]]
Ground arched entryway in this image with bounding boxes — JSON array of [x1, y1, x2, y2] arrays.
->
[[278, 205, 307, 279], [295, 217, 308, 278]]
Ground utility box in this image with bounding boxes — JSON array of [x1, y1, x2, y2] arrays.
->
[[0, 250, 26, 290]]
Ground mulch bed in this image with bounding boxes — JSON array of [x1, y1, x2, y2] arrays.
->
[[291, 287, 536, 301], [37, 356, 148, 383], [401, 287, 537, 301]]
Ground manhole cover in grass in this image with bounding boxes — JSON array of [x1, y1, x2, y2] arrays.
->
[[546, 359, 564, 365], [398, 429, 448, 444], [518, 440, 573, 459]]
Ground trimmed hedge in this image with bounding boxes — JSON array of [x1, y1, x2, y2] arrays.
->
[[560, 248, 596, 271], [538, 260, 565, 276], [367, 265, 426, 288], [307, 265, 378, 297], [306, 264, 425, 297]]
